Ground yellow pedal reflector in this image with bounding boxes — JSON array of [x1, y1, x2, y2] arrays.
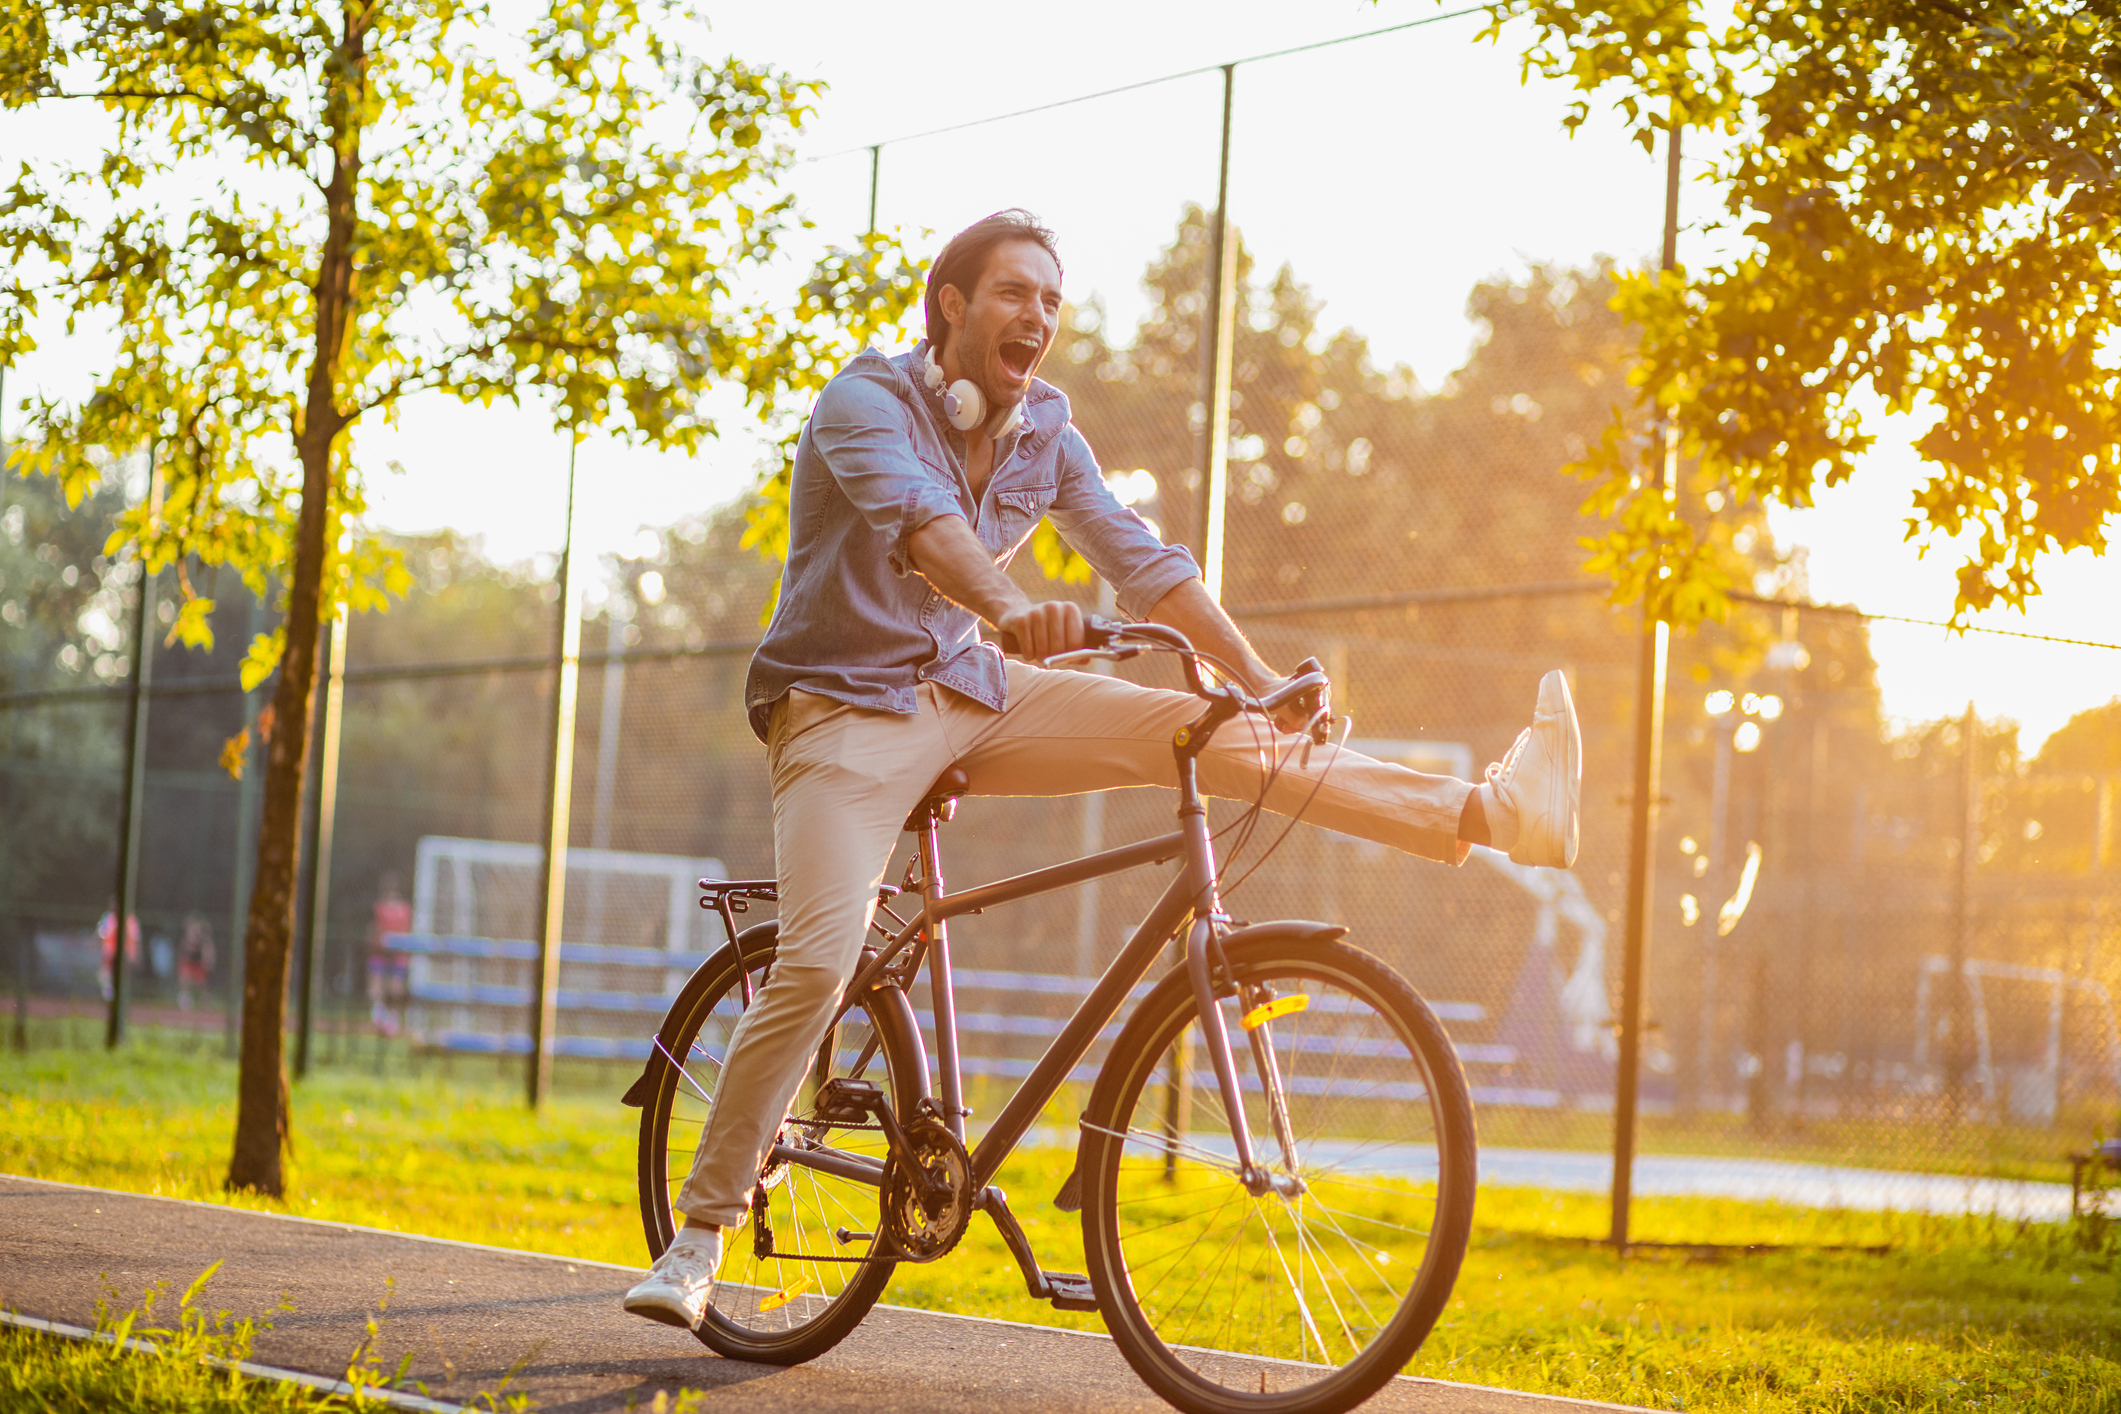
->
[[759, 1277, 812, 1312], [1241, 994, 1309, 1030]]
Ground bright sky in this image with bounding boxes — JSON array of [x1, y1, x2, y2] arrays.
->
[[8, 1, 2117, 749]]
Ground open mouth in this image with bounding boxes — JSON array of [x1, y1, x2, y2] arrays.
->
[[997, 334, 1041, 382]]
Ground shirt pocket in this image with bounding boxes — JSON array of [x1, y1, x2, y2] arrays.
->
[[992, 483, 1058, 541]]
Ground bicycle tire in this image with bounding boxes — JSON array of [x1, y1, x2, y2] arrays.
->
[[1079, 929, 1477, 1414], [635, 922, 929, 1365]]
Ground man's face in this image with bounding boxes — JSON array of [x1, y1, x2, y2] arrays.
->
[[942, 238, 1063, 408]]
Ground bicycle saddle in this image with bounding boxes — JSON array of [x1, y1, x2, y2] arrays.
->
[[904, 765, 972, 831]]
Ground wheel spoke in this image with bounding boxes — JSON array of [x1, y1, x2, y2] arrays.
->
[[1091, 950, 1472, 1402]]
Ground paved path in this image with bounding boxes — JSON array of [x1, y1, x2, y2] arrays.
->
[[0, 1175, 1639, 1413]]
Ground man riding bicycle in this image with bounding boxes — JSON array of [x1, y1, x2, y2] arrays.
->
[[625, 209, 1581, 1328]]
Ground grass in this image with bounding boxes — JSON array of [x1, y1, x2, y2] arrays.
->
[[2, 1035, 2116, 1413], [0, 1263, 530, 1412]]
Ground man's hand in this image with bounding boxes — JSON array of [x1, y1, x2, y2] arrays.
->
[[1265, 665, 1332, 738], [997, 599, 1086, 662], [905, 516, 1087, 661]]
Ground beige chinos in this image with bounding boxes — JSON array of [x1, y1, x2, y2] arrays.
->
[[673, 659, 1473, 1226]]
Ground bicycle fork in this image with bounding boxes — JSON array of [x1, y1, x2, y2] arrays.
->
[[1174, 750, 1305, 1200]]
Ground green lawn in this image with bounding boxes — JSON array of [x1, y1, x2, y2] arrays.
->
[[2, 1036, 2115, 1413]]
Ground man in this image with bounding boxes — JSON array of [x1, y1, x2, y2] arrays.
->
[[625, 209, 1579, 1327]]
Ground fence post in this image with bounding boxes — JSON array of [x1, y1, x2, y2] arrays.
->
[[1609, 117, 1684, 1250], [1192, 63, 1238, 601], [294, 604, 347, 1079], [1948, 700, 1978, 1120], [529, 438, 585, 1108], [106, 449, 159, 1050], [867, 144, 881, 236]]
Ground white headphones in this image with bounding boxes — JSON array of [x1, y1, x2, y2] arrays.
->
[[922, 344, 986, 433]]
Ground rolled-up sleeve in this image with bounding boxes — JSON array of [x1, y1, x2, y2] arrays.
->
[[808, 365, 968, 577], [1045, 425, 1200, 619]]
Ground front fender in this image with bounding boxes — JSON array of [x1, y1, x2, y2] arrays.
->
[[1050, 919, 1348, 1210]]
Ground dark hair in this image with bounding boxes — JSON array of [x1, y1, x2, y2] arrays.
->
[[923, 209, 1063, 352]]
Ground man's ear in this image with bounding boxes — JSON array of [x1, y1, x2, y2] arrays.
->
[[937, 282, 967, 335]]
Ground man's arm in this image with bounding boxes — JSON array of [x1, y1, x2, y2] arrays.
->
[[905, 516, 1084, 660], [1144, 579, 1324, 734], [1143, 579, 1276, 691], [909, 517, 1321, 732]]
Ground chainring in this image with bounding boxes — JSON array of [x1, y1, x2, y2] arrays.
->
[[880, 1116, 974, 1262]]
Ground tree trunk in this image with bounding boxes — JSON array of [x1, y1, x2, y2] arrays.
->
[[226, 2, 368, 1197]]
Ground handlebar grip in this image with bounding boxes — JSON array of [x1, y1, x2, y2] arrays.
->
[[1290, 656, 1330, 745], [997, 615, 1127, 659]]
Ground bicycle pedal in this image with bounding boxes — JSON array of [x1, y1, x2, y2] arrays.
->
[[814, 1077, 884, 1124], [1052, 1166, 1082, 1213], [1040, 1271, 1099, 1312]]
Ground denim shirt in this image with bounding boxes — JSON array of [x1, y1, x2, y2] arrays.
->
[[744, 344, 1200, 741]]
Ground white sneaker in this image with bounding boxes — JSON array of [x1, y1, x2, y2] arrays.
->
[[1486, 670, 1581, 869], [623, 1227, 723, 1330]]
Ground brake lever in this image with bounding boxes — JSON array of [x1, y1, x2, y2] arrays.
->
[[1289, 656, 1330, 766]]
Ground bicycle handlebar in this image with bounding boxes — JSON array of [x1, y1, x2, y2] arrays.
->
[[999, 616, 1331, 744]]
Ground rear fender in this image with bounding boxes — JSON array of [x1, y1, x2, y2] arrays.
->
[[618, 921, 930, 1113], [619, 921, 779, 1108]]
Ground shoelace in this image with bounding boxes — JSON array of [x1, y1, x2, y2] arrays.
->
[[1486, 726, 1533, 788], [652, 1242, 720, 1287]]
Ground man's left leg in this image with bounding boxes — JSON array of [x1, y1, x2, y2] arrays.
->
[[945, 661, 1577, 868]]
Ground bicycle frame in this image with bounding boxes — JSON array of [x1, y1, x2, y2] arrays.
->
[[726, 680, 1293, 1210]]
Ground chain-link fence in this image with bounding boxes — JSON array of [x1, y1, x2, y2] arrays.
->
[[3, 13, 2116, 1240]]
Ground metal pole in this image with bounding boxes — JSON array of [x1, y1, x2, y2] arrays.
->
[[1073, 578, 1120, 978], [867, 144, 881, 236], [294, 605, 347, 1079], [1695, 718, 1731, 1108], [529, 438, 585, 1108], [106, 448, 159, 1050], [1609, 117, 1683, 1250], [1193, 64, 1238, 601], [1948, 700, 1977, 1121], [584, 590, 629, 944]]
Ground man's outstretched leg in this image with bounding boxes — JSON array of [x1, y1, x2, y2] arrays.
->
[[946, 660, 1580, 870]]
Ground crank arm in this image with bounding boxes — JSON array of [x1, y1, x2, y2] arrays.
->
[[768, 1140, 885, 1188]]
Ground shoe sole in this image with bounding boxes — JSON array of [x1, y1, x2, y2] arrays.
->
[[1551, 671, 1580, 869], [1514, 671, 1582, 870], [624, 1295, 704, 1330]]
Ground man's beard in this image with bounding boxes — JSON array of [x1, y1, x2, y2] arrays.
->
[[955, 326, 1024, 434]]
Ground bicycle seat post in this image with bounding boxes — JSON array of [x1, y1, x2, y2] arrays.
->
[[908, 766, 973, 1144]]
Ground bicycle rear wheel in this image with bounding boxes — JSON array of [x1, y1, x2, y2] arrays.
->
[[635, 924, 927, 1364], [1079, 930, 1476, 1414]]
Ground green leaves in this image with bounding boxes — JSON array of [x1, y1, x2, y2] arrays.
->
[[0, 0, 922, 654], [1497, 1, 2121, 623]]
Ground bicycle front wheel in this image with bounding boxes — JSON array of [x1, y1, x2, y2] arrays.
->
[[1079, 929, 1476, 1414], [636, 923, 927, 1364]]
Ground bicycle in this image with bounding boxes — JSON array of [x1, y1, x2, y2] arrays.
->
[[622, 619, 1477, 1414]]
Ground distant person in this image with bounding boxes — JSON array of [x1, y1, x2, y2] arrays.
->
[[623, 209, 1582, 1327], [368, 873, 413, 1037], [175, 913, 216, 1012], [95, 901, 140, 1004]]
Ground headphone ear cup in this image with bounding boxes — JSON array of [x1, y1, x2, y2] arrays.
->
[[943, 379, 984, 432]]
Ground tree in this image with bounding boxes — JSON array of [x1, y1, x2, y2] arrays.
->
[[0, 0, 919, 1195], [1478, 1, 2121, 622]]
